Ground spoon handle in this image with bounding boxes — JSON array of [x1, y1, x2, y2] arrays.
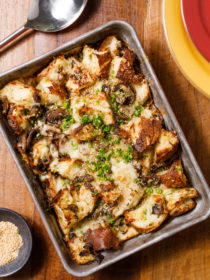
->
[[0, 25, 33, 53]]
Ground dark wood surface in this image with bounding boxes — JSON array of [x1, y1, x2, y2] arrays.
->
[[0, 1, 209, 279]]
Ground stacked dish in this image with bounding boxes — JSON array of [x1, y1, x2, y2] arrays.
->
[[163, 0, 210, 98]]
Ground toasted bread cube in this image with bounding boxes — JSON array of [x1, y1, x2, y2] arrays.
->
[[40, 173, 71, 200], [132, 80, 151, 107], [109, 49, 143, 84], [122, 107, 162, 153], [82, 45, 112, 78], [169, 198, 196, 216], [71, 91, 114, 125], [68, 237, 96, 264], [114, 218, 139, 242], [32, 137, 50, 159], [7, 104, 30, 134], [99, 182, 121, 205], [0, 80, 40, 109], [158, 160, 187, 188], [65, 57, 95, 92], [36, 77, 67, 106], [53, 185, 97, 231], [138, 148, 154, 175], [99, 36, 121, 57], [161, 185, 198, 215], [111, 159, 144, 218], [110, 56, 134, 83], [125, 194, 168, 233], [67, 218, 108, 264], [37, 55, 67, 84], [154, 129, 179, 163], [50, 158, 85, 180]]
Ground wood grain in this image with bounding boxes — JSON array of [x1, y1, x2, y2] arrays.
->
[[0, 0, 209, 279]]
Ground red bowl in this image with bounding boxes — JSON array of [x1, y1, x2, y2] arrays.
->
[[181, 0, 210, 62]]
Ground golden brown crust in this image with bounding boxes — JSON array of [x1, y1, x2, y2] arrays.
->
[[154, 129, 179, 163], [97, 51, 112, 78], [37, 55, 66, 82], [7, 105, 29, 135], [135, 117, 162, 153], [124, 194, 168, 234], [159, 160, 187, 188], [169, 199, 196, 216]]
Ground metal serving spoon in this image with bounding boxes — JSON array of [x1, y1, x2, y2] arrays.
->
[[0, 0, 88, 53]]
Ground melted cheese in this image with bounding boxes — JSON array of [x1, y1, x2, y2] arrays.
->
[[111, 159, 144, 218]]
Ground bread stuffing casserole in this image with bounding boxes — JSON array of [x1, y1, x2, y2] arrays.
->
[[0, 36, 198, 265]]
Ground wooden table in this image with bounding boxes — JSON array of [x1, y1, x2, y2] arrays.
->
[[0, 1, 209, 279]]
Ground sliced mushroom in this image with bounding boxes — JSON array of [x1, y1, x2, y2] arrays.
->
[[33, 91, 41, 103], [26, 128, 40, 150], [30, 105, 44, 118], [152, 203, 164, 215], [17, 134, 27, 153], [46, 108, 68, 124], [36, 156, 50, 172], [112, 84, 135, 105], [1, 96, 10, 115], [72, 174, 94, 185], [102, 84, 110, 94]]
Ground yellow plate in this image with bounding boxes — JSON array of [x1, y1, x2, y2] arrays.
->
[[163, 0, 210, 99]]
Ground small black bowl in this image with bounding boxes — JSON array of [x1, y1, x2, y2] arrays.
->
[[0, 208, 33, 277]]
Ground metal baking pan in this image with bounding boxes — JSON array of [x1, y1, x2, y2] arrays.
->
[[0, 21, 209, 277]]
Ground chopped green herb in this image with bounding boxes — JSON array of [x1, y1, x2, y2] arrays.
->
[[92, 115, 103, 129], [63, 100, 70, 109], [116, 148, 122, 157], [155, 188, 162, 194], [122, 145, 133, 163], [158, 167, 165, 172], [80, 114, 91, 124], [135, 178, 141, 184], [143, 210, 147, 220], [88, 141, 93, 148], [61, 115, 75, 130], [134, 105, 144, 117], [107, 214, 115, 226], [146, 187, 153, 196]]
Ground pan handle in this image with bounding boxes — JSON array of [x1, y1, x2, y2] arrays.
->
[[0, 25, 33, 53]]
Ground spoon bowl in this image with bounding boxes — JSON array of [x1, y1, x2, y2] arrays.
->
[[26, 0, 88, 32], [0, 0, 88, 52]]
